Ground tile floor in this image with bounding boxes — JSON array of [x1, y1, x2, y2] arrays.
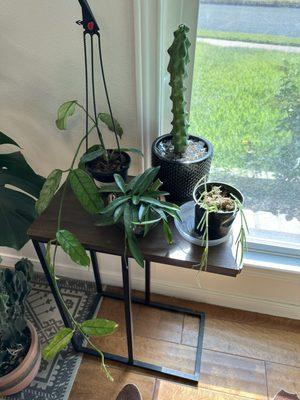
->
[[69, 290, 300, 400]]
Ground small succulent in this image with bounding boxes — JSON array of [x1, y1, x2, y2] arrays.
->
[[0, 259, 34, 376], [96, 167, 182, 266]]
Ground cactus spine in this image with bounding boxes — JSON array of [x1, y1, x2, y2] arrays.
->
[[167, 24, 191, 154]]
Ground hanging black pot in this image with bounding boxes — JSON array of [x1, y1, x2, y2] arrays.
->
[[86, 150, 131, 183], [152, 134, 213, 204], [194, 182, 243, 241]]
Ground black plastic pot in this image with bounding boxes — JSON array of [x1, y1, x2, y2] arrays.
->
[[86, 150, 131, 183], [151, 134, 213, 204], [194, 182, 243, 240]]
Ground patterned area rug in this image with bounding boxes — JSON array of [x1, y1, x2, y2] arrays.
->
[[3, 273, 99, 400]]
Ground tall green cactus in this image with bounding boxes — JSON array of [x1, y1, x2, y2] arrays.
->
[[167, 24, 191, 154], [0, 259, 34, 375]]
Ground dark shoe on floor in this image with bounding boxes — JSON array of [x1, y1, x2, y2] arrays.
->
[[273, 390, 300, 400], [116, 384, 142, 400]]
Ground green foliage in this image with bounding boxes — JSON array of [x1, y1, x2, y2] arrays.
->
[[80, 145, 105, 164], [190, 42, 300, 175], [98, 167, 181, 267], [69, 169, 104, 214], [167, 24, 191, 154], [56, 229, 90, 267], [98, 113, 123, 138], [36, 169, 62, 215], [43, 328, 74, 361], [197, 29, 300, 48], [80, 318, 118, 336], [0, 259, 34, 375], [56, 100, 77, 130], [0, 134, 45, 250]]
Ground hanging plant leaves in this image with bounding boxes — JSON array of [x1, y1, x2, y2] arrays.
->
[[43, 328, 74, 360], [98, 113, 123, 138], [69, 169, 103, 214], [56, 100, 77, 130], [35, 169, 62, 215], [127, 234, 144, 268], [80, 145, 105, 165], [100, 195, 130, 216], [80, 318, 118, 336], [56, 229, 90, 267], [0, 131, 20, 148], [0, 187, 36, 250]]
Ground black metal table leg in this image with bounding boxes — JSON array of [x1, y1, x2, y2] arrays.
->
[[90, 250, 102, 293], [145, 260, 151, 304], [121, 256, 134, 364], [32, 240, 73, 329]]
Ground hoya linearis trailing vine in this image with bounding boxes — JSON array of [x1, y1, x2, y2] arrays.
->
[[167, 24, 191, 154]]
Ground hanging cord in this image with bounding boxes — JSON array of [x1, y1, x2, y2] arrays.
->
[[90, 34, 106, 152], [83, 32, 89, 151], [96, 32, 121, 153]]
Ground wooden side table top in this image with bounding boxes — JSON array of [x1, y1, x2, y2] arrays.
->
[[28, 184, 241, 277]]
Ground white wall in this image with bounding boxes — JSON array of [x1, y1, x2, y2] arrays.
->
[[1, 0, 299, 320]]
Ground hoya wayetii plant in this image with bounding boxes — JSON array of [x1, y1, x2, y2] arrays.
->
[[0, 259, 34, 376], [34, 111, 122, 381], [96, 167, 182, 267], [193, 179, 248, 271], [167, 24, 191, 154], [56, 100, 142, 168]]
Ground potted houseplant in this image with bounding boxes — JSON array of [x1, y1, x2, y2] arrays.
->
[[193, 179, 248, 270], [96, 166, 182, 267], [0, 131, 45, 249], [56, 101, 142, 183], [0, 259, 41, 396], [152, 25, 213, 204]]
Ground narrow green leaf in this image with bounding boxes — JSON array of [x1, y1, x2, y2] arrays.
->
[[0, 131, 20, 148], [132, 195, 140, 205], [80, 318, 118, 336], [98, 184, 122, 193], [100, 195, 130, 215], [69, 169, 103, 214], [118, 147, 143, 157], [35, 169, 62, 215], [140, 196, 180, 211], [113, 174, 126, 193], [151, 207, 167, 221], [150, 179, 163, 191], [127, 234, 144, 267], [56, 100, 77, 130], [132, 217, 161, 225], [132, 167, 160, 195], [163, 220, 173, 245], [56, 229, 90, 267], [138, 204, 146, 221], [98, 113, 123, 137], [113, 204, 125, 223], [123, 203, 132, 236], [80, 147, 105, 164], [43, 328, 73, 360]]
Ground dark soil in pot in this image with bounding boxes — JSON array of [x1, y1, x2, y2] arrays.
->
[[152, 134, 213, 204], [86, 150, 131, 183], [194, 182, 243, 241]]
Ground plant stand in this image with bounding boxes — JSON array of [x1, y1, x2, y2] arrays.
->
[[28, 185, 241, 384]]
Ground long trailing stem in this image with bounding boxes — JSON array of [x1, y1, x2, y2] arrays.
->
[[47, 123, 112, 380]]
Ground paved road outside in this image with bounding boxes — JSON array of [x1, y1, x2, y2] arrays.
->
[[198, 3, 300, 37]]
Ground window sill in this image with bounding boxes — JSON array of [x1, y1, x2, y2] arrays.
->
[[244, 250, 300, 276]]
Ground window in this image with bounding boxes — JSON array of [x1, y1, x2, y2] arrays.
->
[[190, 0, 300, 255]]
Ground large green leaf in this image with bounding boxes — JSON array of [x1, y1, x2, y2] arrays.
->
[[0, 187, 36, 250], [0, 152, 45, 198], [163, 220, 173, 245], [35, 169, 62, 215], [0, 131, 20, 148], [98, 113, 123, 138], [80, 145, 105, 164], [43, 328, 73, 360], [56, 229, 90, 267], [80, 318, 118, 336], [56, 100, 77, 130], [69, 169, 104, 214], [127, 234, 144, 267]]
